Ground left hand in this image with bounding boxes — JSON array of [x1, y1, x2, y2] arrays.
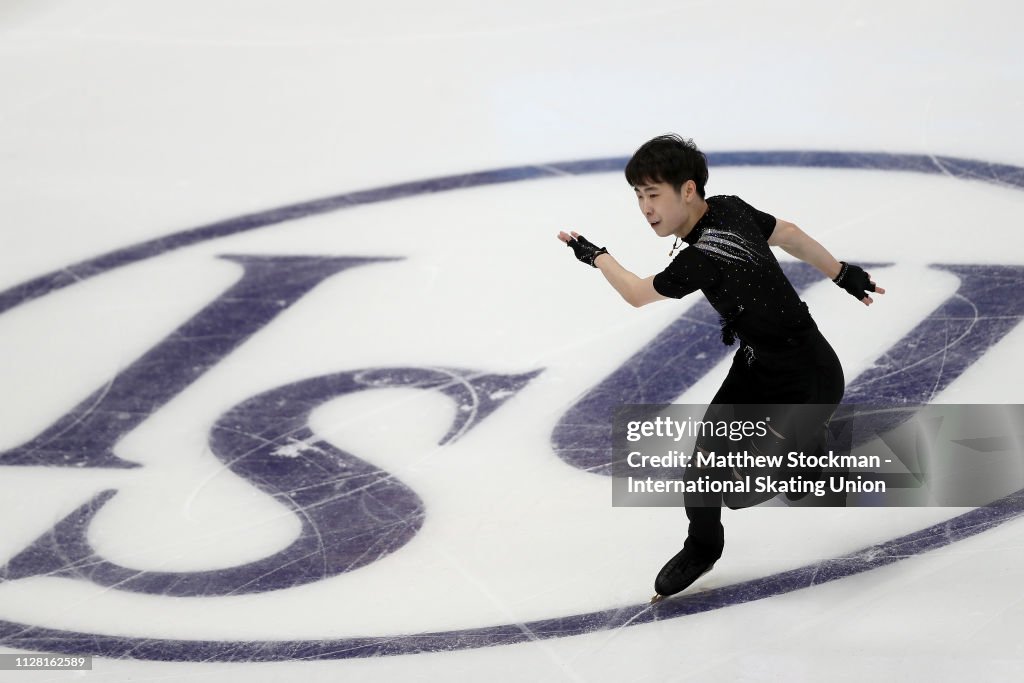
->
[[834, 261, 886, 305]]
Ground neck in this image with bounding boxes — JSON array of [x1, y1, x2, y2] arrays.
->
[[675, 198, 709, 239]]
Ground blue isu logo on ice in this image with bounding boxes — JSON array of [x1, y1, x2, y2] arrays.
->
[[0, 151, 1022, 661]]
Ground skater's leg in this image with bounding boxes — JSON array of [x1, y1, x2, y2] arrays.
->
[[770, 332, 845, 501], [655, 454, 726, 599], [653, 356, 748, 599], [685, 502, 723, 548]]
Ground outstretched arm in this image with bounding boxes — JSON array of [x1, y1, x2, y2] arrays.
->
[[768, 219, 886, 306], [557, 230, 667, 308]]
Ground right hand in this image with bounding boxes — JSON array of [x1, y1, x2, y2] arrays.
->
[[557, 230, 608, 268]]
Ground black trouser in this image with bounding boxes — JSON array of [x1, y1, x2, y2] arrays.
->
[[684, 328, 845, 551]]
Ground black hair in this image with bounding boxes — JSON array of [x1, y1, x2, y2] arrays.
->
[[624, 134, 709, 198]]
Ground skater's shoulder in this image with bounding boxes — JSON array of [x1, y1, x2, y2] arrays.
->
[[704, 194, 754, 216], [695, 195, 747, 227], [707, 194, 775, 225], [707, 194, 752, 208]]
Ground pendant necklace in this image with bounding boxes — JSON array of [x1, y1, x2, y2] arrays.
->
[[668, 236, 682, 259]]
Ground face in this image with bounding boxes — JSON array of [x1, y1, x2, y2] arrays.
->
[[633, 180, 702, 238]]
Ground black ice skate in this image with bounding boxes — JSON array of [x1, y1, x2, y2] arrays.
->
[[651, 538, 721, 602]]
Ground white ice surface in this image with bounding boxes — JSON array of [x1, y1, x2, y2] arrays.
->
[[1, 1, 1023, 681]]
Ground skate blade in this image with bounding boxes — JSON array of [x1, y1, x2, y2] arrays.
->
[[650, 594, 666, 604]]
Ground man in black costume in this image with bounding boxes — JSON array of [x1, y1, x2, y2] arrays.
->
[[557, 134, 885, 598]]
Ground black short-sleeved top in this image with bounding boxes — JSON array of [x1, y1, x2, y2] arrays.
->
[[652, 195, 814, 348]]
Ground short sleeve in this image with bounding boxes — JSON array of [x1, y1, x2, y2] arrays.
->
[[652, 247, 719, 299], [735, 197, 777, 240]]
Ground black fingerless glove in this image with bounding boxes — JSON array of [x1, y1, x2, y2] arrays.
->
[[833, 261, 875, 300], [565, 234, 608, 268]]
